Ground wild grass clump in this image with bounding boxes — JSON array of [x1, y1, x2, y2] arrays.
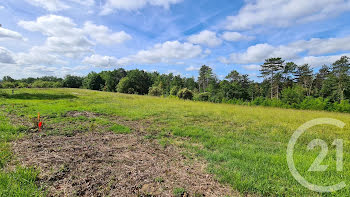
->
[[108, 124, 131, 134]]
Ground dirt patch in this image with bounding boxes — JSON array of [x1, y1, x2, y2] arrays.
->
[[63, 111, 100, 118], [10, 111, 240, 196], [12, 132, 238, 197]]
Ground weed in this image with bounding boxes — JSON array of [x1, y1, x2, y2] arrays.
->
[[173, 187, 187, 197], [108, 124, 131, 134]]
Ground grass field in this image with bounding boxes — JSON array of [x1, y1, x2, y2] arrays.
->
[[1, 88, 350, 196]]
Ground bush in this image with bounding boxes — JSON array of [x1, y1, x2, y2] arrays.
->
[[170, 86, 180, 96], [281, 86, 305, 106], [148, 86, 163, 96], [177, 88, 193, 100], [63, 75, 83, 88], [333, 100, 350, 113], [196, 92, 210, 101], [1, 82, 15, 89], [299, 97, 329, 111]]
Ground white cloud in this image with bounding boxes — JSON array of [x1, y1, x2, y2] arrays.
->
[[0, 27, 24, 41], [225, 0, 350, 30], [25, 0, 94, 11], [222, 32, 254, 42], [117, 40, 202, 65], [101, 0, 183, 15], [26, 0, 70, 11], [18, 15, 94, 58], [83, 21, 132, 45], [15, 47, 67, 66], [242, 64, 261, 71], [291, 37, 350, 55], [185, 66, 200, 71], [294, 53, 350, 67], [0, 47, 15, 64], [220, 35, 350, 64], [83, 54, 118, 67], [18, 15, 80, 37], [188, 30, 222, 47], [0, 5, 4, 9]]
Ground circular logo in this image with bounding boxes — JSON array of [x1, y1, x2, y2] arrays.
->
[[286, 118, 346, 192]]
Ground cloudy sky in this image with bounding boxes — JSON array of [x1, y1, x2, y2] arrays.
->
[[1, 0, 350, 80]]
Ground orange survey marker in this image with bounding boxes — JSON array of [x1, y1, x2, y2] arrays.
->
[[38, 112, 42, 132]]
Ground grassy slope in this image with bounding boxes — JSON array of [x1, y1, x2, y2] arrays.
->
[[1, 88, 350, 196]]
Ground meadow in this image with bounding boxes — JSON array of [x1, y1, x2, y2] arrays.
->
[[1, 88, 350, 196]]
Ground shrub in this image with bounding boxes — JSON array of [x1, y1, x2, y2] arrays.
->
[[299, 97, 329, 111], [1, 82, 15, 89], [281, 86, 305, 106], [196, 92, 210, 101], [170, 86, 180, 96], [333, 100, 350, 113], [177, 88, 193, 100], [148, 86, 163, 96]]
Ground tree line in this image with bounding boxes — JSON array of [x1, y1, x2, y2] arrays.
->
[[1, 56, 350, 112]]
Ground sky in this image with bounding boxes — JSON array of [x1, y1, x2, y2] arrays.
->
[[1, 0, 350, 81]]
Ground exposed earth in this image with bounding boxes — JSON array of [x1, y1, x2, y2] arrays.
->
[[10, 111, 238, 196]]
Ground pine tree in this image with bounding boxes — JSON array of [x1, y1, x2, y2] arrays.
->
[[332, 56, 350, 101], [259, 58, 284, 99]]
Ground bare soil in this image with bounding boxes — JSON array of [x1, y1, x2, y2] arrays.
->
[[10, 111, 239, 197]]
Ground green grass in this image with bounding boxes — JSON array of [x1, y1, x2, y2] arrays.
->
[[1, 88, 350, 196], [108, 124, 131, 134], [0, 109, 42, 196]]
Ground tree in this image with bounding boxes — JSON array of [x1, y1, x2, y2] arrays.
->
[[104, 68, 127, 92], [313, 65, 330, 97], [281, 86, 305, 106], [295, 64, 313, 96], [198, 65, 214, 92], [2, 76, 15, 82], [83, 72, 105, 90], [116, 69, 152, 95], [63, 75, 83, 88], [332, 56, 350, 101], [225, 70, 241, 82], [282, 62, 297, 88], [259, 58, 284, 99]]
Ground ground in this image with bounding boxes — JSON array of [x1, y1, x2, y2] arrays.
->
[[8, 110, 237, 196], [1, 88, 350, 196]]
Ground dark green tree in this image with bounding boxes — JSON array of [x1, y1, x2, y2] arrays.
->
[[259, 58, 284, 99]]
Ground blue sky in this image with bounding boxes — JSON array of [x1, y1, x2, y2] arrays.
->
[[1, 0, 350, 81]]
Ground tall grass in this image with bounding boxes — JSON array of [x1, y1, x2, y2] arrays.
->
[[1, 88, 350, 195]]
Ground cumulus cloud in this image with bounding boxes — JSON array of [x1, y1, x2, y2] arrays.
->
[[221, 32, 254, 42], [0, 27, 25, 41], [83, 22, 132, 45], [18, 15, 131, 58], [18, 15, 80, 37], [83, 54, 118, 67], [0, 47, 15, 64], [294, 53, 350, 67], [15, 47, 67, 66], [220, 35, 350, 65], [225, 0, 350, 30], [185, 66, 200, 71], [117, 41, 202, 65], [101, 0, 183, 15], [188, 30, 222, 47]]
